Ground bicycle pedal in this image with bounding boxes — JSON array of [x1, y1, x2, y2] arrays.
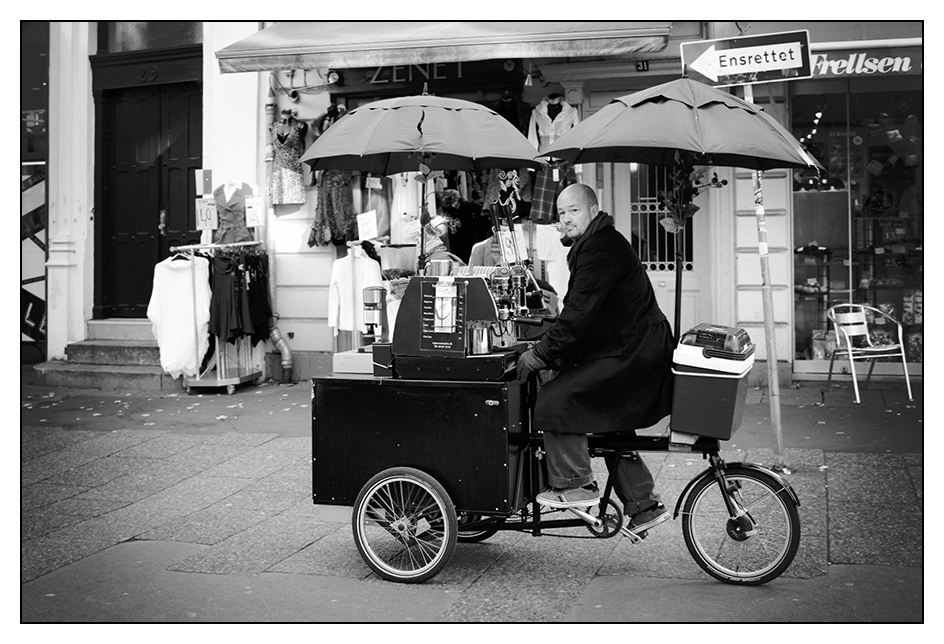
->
[[619, 525, 647, 544]]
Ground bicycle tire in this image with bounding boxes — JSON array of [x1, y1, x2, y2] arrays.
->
[[352, 467, 457, 583], [681, 465, 800, 585]]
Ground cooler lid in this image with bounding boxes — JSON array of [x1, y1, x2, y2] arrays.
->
[[679, 323, 754, 357]]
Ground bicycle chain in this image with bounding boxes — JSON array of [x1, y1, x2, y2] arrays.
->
[[504, 507, 623, 540]]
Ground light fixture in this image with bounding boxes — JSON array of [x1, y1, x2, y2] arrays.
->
[[524, 61, 534, 87]]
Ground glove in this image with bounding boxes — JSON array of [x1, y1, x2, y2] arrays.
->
[[516, 348, 546, 381]]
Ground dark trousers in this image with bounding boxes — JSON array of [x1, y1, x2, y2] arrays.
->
[[543, 431, 660, 515]]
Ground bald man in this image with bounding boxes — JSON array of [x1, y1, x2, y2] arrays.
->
[[517, 183, 675, 535]]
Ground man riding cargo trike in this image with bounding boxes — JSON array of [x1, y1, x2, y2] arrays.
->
[[311, 185, 800, 585]]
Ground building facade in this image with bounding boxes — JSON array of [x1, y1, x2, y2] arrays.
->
[[32, 21, 922, 387]]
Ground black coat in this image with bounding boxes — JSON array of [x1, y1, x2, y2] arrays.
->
[[531, 213, 674, 434]]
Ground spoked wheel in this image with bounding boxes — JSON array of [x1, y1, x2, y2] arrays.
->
[[457, 513, 505, 543], [682, 465, 800, 585], [352, 467, 457, 583]]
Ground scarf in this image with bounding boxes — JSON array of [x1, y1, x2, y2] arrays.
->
[[565, 211, 614, 272]]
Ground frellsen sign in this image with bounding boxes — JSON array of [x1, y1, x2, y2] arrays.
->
[[682, 30, 812, 88]]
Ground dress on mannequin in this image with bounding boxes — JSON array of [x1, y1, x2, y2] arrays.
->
[[271, 110, 308, 205]]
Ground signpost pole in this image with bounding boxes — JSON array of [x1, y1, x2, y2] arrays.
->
[[743, 83, 786, 471]]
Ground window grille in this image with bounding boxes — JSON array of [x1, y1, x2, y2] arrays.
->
[[626, 164, 694, 272]]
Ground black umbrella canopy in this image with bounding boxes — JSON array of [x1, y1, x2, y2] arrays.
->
[[301, 94, 543, 175], [541, 77, 823, 172]]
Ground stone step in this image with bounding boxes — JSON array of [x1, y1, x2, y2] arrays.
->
[[31, 361, 181, 392], [66, 340, 161, 366], [87, 319, 155, 341]]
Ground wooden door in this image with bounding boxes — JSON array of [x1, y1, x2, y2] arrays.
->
[[99, 82, 202, 318]]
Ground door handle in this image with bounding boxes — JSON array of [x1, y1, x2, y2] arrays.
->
[[159, 210, 167, 236]]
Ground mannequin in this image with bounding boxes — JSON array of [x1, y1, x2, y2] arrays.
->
[[270, 109, 308, 205], [213, 180, 254, 244], [527, 93, 579, 154], [528, 93, 580, 223]]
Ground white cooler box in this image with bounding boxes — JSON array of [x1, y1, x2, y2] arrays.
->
[[671, 324, 755, 440]]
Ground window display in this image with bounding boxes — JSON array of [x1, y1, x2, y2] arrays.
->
[[792, 79, 922, 370]]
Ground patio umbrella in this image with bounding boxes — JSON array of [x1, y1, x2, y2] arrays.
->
[[301, 93, 543, 175], [301, 92, 542, 270], [540, 77, 824, 469]]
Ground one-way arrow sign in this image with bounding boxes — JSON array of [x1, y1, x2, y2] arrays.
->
[[681, 30, 812, 88]]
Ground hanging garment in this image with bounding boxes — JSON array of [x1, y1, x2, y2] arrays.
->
[[213, 182, 255, 244], [209, 253, 243, 343], [327, 246, 384, 336], [246, 253, 274, 346], [527, 96, 580, 154], [147, 255, 212, 379], [529, 162, 577, 223], [271, 119, 308, 205], [310, 169, 357, 246]]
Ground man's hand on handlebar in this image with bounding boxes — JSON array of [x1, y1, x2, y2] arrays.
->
[[516, 348, 546, 381]]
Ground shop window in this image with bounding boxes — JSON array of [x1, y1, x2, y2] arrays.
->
[[101, 22, 202, 53], [791, 81, 922, 368]]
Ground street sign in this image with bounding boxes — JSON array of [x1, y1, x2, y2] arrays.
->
[[681, 30, 812, 88]]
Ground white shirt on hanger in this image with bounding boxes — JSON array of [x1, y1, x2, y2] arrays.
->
[[147, 255, 212, 379], [327, 246, 384, 335]]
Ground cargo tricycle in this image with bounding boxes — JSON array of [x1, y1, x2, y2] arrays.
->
[[311, 274, 800, 585]]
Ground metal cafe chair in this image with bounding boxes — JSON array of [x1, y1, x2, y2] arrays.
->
[[826, 303, 913, 404]]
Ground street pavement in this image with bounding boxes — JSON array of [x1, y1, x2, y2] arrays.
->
[[19, 363, 927, 624]]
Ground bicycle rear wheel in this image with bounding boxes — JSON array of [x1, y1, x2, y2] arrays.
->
[[352, 467, 457, 583], [682, 465, 800, 585]]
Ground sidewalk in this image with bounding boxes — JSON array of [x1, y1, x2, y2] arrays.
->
[[20, 364, 925, 622]]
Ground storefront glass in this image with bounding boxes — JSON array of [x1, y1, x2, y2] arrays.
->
[[791, 76, 922, 373]]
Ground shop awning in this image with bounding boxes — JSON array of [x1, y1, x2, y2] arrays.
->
[[216, 22, 672, 73]]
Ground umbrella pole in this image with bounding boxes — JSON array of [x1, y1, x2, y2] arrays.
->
[[674, 235, 683, 345], [418, 180, 428, 276]]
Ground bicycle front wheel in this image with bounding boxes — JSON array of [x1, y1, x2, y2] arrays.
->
[[352, 467, 457, 583], [682, 465, 800, 585]]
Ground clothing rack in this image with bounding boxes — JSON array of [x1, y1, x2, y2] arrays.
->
[[169, 240, 264, 394]]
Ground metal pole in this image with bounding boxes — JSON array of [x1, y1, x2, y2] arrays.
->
[[744, 84, 785, 469]]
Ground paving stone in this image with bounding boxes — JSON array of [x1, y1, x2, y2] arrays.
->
[[139, 505, 278, 545], [21, 426, 103, 461], [201, 439, 306, 479], [42, 454, 157, 488], [21, 530, 119, 583], [21, 483, 89, 511], [168, 514, 327, 575], [262, 523, 355, 577], [47, 496, 131, 518], [436, 530, 617, 622], [209, 488, 309, 512], [829, 501, 923, 567], [202, 432, 279, 446], [164, 443, 259, 470], [251, 459, 312, 493], [21, 507, 89, 542], [116, 433, 209, 459], [137, 474, 255, 513]]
